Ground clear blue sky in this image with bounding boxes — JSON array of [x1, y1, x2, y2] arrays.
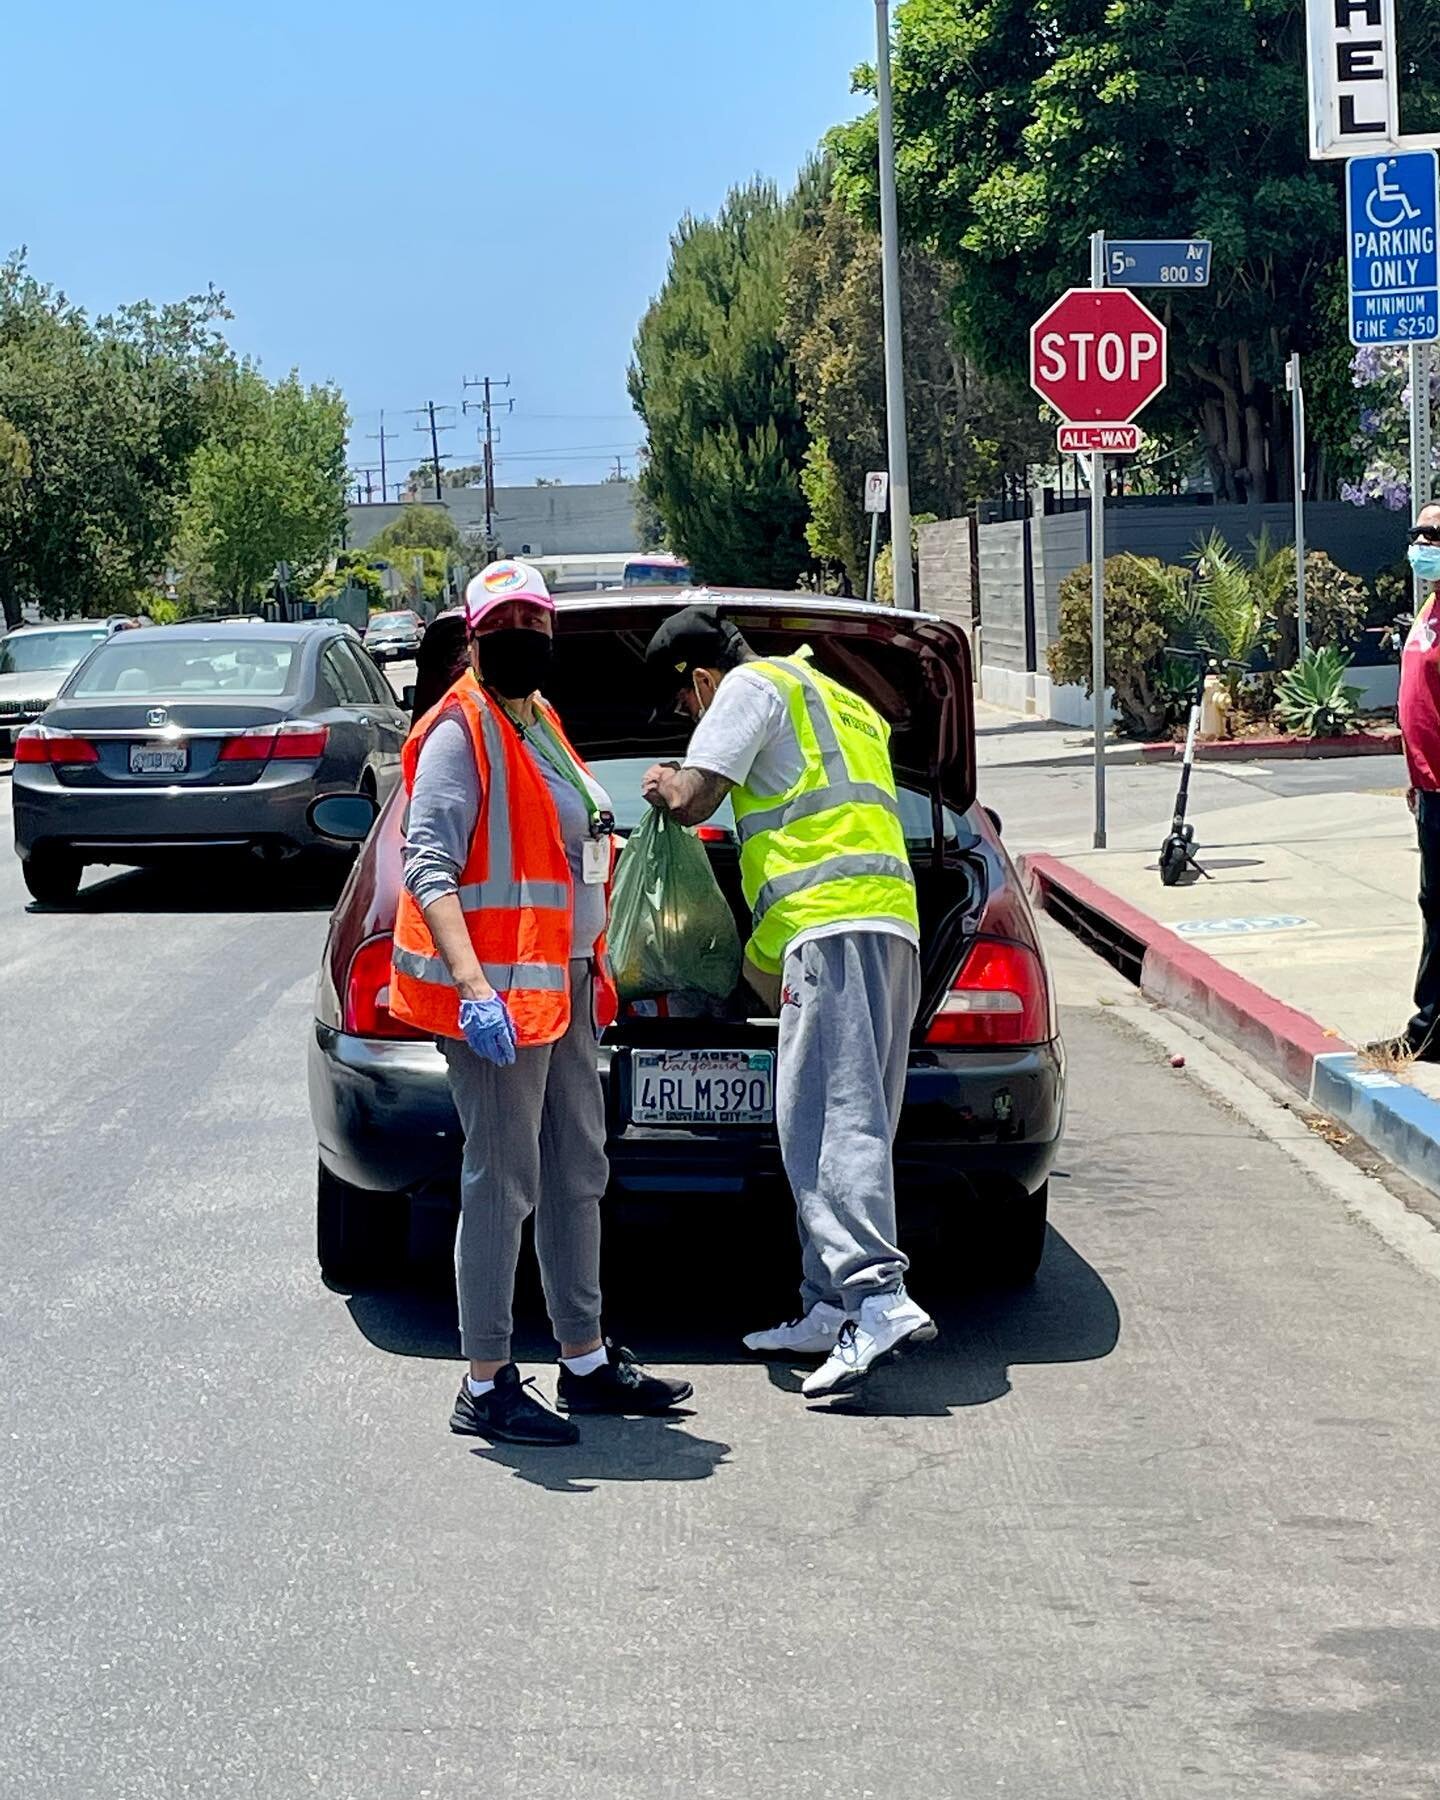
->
[[2, 0, 872, 492]]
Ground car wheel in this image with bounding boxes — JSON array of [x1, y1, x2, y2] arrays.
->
[[22, 848, 83, 905], [316, 1161, 407, 1287], [983, 1182, 1049, 1287]]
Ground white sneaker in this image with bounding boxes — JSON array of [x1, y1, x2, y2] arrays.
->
[[742, 1301, 846, 1358], [801, 1288, 937, 1398]]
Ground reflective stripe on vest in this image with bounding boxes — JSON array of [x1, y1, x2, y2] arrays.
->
[[729, 655, 917, 973], [392, 944, 569, 992]]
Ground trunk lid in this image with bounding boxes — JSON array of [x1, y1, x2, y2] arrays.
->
[[42, 697, 299, 787]]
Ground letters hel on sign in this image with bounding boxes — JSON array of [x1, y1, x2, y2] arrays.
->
[[1306, 0, 1402, 160], [1029, 289, 1167, 426], [1057, 423, 1142, 454]]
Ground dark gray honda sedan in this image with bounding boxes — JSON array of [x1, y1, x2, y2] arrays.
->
[[12, 621, 409, 903]]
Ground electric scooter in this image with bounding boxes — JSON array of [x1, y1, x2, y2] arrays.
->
[[1157, 646, 1217, 887]]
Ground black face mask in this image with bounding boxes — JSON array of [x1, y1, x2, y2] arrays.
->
[[476, 629, 554, 699]]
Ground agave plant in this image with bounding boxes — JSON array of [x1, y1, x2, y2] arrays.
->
[[1272, 646, 1364, 739]]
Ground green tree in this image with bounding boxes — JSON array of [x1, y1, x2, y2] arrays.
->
[[180, 366, 348, 610], [783, 172, 1048, 591], [368, 502, 463, 556], [629, 180, 811, 588], [830, 0, 1440, 502], [0, 253, 232, 627]]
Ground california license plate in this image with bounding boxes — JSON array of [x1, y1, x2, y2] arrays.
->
[[129, 742, 188, 775], [630, 1049, 776, 1126]]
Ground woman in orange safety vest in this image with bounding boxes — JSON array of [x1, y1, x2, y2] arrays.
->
[[392, 559, 692, 1446]]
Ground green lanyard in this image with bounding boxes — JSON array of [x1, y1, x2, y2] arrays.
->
[[503, 704, 604, 830]]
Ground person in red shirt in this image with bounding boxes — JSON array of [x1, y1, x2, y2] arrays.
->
[[1390, 504, 1440, 1058]]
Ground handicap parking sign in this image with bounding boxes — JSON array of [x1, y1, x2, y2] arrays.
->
[[1346, 149, 1440, 345]]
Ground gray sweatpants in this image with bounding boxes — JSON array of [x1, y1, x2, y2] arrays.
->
[[442, 960, 607, 1362], [775, 931, 921, 1313]]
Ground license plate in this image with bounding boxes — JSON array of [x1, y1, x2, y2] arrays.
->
[[630, 1049, 775, 1126], [129, 742, 188, 775]]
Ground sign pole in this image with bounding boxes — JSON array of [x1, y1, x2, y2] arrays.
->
[[1287, 353, 1307, 656], [1413, 341, 1434, 609], [1089, 229, 1107, 851], [865, 512, 880, 603]]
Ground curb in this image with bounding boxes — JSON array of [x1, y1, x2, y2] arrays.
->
[[1021, 850, 1440, 1200], [1136, 729, 1401, 762], [1021, 853, 1343, 1096]]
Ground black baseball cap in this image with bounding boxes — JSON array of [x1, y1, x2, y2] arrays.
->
[[643, 604, 747, 714]]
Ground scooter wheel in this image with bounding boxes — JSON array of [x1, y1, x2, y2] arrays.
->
[[1159, 838, 1188, 886]]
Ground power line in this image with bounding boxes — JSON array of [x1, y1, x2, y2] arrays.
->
[[406, 402, 455, 502]]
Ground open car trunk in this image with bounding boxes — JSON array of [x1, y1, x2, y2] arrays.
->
[[537, 589, 984, 1043]]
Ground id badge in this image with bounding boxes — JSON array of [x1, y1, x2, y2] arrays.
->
[[582, 833, 611, 885]]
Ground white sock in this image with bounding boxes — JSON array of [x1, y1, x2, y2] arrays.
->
[[562, 1345, 608, 1378], [466, 1376, 496, 1398]]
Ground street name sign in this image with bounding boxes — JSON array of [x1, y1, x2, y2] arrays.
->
[[1029, 288, 1167, 424], [1105, 240, 1212, 287], [1346, 149, 1440, 342], [863, 470, 889, 514], [1057, 423, 1142, 453]]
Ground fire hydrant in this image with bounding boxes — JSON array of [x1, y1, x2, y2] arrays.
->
[[1199, 673, 1232, 738]]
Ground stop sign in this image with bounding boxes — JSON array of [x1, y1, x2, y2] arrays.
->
[[1029, 288, 1167, 424]]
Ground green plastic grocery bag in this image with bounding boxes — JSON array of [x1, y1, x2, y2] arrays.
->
[[608, 808, 742, 1001]]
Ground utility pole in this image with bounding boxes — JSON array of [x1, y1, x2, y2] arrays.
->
[[408, 402, 455, 503], [1287, 353, 1307, 656], [368, 410, 399, 506], [875, 0, 915, 609], [463, 375, 515, 553]]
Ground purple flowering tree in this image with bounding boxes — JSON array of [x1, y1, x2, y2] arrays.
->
[[1340, 346, 1440, 511]]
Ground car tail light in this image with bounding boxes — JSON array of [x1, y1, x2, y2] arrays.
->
[[14, 725, 99, 765], [926, 891, 1053, 1048], [343, 934, 426, 1040], [220, 721, 330, 763], [696, 825, 732, 843]]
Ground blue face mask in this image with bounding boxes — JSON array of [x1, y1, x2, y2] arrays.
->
[[1409, 542, 1440, 583]]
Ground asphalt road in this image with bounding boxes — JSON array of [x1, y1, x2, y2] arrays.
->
[[4, 761, 1440, 1797]]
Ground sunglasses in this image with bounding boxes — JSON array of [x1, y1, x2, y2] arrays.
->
[[1409, 525, 1440, 544]]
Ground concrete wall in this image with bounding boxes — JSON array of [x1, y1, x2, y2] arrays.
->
[[345, 482, 642, 556], [916, 518, 972, 625]]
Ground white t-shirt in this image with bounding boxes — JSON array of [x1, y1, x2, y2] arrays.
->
[[683, 663, 919, 955]]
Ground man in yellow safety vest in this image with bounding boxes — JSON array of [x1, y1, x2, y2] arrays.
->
[[642, 604, 936, 1399]]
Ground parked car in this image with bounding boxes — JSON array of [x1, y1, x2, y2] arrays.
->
[[0, 620, 118, 753], [12, 621, 409, 903], [306, 593, 1066, 1289], [363, 610, 425, 665]]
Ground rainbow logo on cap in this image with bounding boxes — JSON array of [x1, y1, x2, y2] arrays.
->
[[482, 562, 527, 593]]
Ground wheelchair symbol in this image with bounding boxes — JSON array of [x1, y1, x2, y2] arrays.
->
[[1366, 159, 1423, 229]]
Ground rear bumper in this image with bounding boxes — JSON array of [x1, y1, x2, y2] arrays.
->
[[309, 1024, 1066, 1204], [13, 763, 334, 860]]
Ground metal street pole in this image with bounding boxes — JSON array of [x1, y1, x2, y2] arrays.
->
[[1287, 353, 1307, 656], [1089, 229, 1107, 851], [1412, 341, 1434, 608], [875, 0, 915, 609], [865, 511, 880, 603]]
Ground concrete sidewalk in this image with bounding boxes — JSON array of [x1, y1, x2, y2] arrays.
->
[[1018, 780, 1440, 1199]]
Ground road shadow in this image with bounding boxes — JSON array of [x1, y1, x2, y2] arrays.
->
[[467, 1415, 734, 1496], [343, 1212, 1120, 1434], [25, 851, 349, 917]]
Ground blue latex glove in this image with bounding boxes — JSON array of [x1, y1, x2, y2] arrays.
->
[[459, 995, 518, 1066]]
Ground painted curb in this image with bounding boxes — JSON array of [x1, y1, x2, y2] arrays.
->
[[1313, 1054, 1440, 1197], [1137, 730, 1400, 763], [1021, 851, 1440, 1200]]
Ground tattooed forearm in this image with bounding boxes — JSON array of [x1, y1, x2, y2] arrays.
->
[[663, 767, 735, 826]]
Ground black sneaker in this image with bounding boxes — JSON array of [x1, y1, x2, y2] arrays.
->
[[449, 1363, 579, 1446], [556, 1340, 694, 1415]]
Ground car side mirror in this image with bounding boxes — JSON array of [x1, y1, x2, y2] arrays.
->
[[984, 806, 1003, 837], [401, 685, 417, 711], [309, 792, 379, 843]]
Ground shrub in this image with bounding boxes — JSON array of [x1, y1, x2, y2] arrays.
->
[[1189, 532, 1263, 695], [1272, 645, 1363, 737], [1267, 549, 1369, 669], [1048, 554, 1190, 737]]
